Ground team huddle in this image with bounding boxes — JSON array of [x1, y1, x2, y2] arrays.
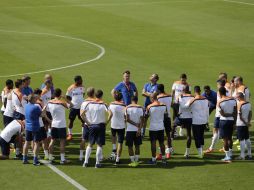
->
[[0, 71, 252, 168]]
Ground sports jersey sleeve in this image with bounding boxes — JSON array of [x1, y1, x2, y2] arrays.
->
[[66, 87, 73, 98], [172, 83, 176, 90]]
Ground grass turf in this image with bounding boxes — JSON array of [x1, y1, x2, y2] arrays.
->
[[0, 0, 254, 189]]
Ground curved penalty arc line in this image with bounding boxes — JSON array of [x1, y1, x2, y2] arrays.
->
[[0, 29, 105, 78]]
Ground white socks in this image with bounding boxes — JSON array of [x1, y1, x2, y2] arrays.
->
[[80, 150, 84, 160], [84, 146, 92, 164], [130, 156, 135, 162], [185, 148, 190, 156], [198, 147, 203, 156], [96, 147, 102, 164], [209, 132, 219, 150], [68, 128, 72, 135], [112, 144, 116, 151], [49, 154, 53, 161], [44, 150, 49, 158], [134, 155, 139, 162], [240, 140, 246, 158], [60, 153, 65, 161], [246, 139, 252, 156]]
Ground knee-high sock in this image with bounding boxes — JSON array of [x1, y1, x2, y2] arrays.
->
[[240, 140, 245, 158], [209, 132, 219, 150], [96, 146, 102, 164], [245, 139, 252, 156], [84, 146, 92, 164]]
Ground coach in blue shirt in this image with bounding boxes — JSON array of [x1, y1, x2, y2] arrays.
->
[[202, 85, 217, 114], [23, 94, 42, 166], [142, 74, 159, 108], [111, 70, 138, 106]]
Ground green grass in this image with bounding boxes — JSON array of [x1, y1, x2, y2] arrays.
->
[[0, 0, 254, 189]]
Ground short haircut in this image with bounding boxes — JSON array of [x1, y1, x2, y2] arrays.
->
[[6, 79, 13, 86], [86, 87, 95, 98], [157, 84, 165, 93], [74, 75, 82, 82], [131, 96, 138, 103], [33, 88, 42, 95], [151, 93, 158, 100], [28, 94, 38, 103], [219, 72, 227, 79], [231, 76, 236, 83], [237, 76, 243, 83], [114, 91, 123, 101], [15, 79, 23, 88], [194, 86, 201, 93], [219, 87, 226, 96], [54, 88, 62, 97], [95, 89, 103, 99], [183, 85, 190, 93], [123, 70, 130, 75], [217, 79, 226, 87], [204, 85, 210, 91], [180, 73, 187, 79]]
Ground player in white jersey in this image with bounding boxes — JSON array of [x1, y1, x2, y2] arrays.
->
[[79, 87, 95, 161], [218, 72, 231, 93], [172, 73, 191, 137], [186, 86, 209, 158], [175, 86, 193, 158], [233, 76, 250, 102], [66, 75, 85, 140], [82, 90, 111, 168], [2, 80, 14, 127], [0, 120, 25, 159], [205, 79, 229, 153], [125, 96, 144, 167], [146, 93, 167, 165], [108, 92, 126, 164], [235, 92, 252, 160], [47, 88, 72, 165], [218, 87, 237, 162], [12, 79, 26, 120], [157, 84, 173, 159]]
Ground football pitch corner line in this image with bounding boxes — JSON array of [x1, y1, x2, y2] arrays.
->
[[0, 29, 105, 78], [40, 160, 88, 190]]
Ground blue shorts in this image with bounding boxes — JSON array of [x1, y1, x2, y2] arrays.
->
[[149, 130, 165, 144], [89, 124, 106, 146], [39, 127, 47, 140], [3, 115, 13, 128], [82, 124, 89, 141], [51, 128, 67, 139], [237, 126, 249, 141], [111, 128, 125, 144], [0, 137, 10, 156], [25, 130, 42, 142], [125, 131, 142, 147], [164, 116, 171, 134], [13, 111, 25, 120], [69, 108, 83, 121], [214, 117, 220, 129], [219, 120, 234, 139]]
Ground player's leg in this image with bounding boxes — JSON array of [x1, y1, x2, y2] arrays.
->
[[67, 108, 77, 140]]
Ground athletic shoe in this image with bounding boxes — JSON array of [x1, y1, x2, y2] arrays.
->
[[221, 157, 232, 163], [132, 162, 139, 167], [233, 139, 240, 145], [95, 164, 102, 168], [33, 161, 41, 166], [66, 134, 72, 141], [82, 163, 88, 168], [184, 154, 190, 159], [156, 154, 162, 160], [114, 161, 121, 165], [14, 153, 23, 160], [166, 153, 171, 159], [23, 160, 29, 164], [235, 156, 245, 160], [204, 149, 214, 154], [60, 160, 71, 165], [107, 152, 116, 161], [197, 154, 204, 159], [245, 155, 252, 160], [147, 159, 157, 165]]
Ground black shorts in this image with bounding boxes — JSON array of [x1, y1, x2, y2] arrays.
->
[[164, 116, 171, 134], [51, 128, 67, 139], [214, 117, 220, 129], [237, 126, 249, 141], [69, 108, 83, 121], [125, 131, 142, 147], [13, 111, 25, 120], [3, 115, 13, 128], [89, 124, 106, 146], [172, 103, 179, 116], [111, 128, 125, 144], [82, 124, 89, 141], [149, 130, 165, 144], [39, 127, 47, 140], [0, 137, 10, 156], [25, 130, 42, 142], [219, 120, 234, 139], [180, 118, 192, 129]]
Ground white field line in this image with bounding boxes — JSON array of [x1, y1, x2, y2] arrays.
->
[[0, 29, 105, 78], [1, 0, 218, 9], [223, 0, 254, 6], [40, 160, 87, 190]]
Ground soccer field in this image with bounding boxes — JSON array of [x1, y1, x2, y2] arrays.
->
[[0, 0, 254, 189]]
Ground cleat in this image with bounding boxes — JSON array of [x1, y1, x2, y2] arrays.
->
[[14, 153, 23, 160], [95, 164, 102, 168], [132, 161, 139, 167], [166, 153, 171, 159], [114, 161, 121, 165], [23, 160, 29, 164], [235, 156, 245, 160], [147, 159, 157, 165], [60, 159, 71, 165], [221, 157, 232, 163], [204, 149, 214, 154], [245, 155, 252, 160], [33, 161, 41, 166], [233, 139, 240, 145], [184, 154, 190, 159], [197, 154, 203, 159], [66, 134, 73, 141], [82, 163, 88, 168], [156, 154, 162, 160]]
